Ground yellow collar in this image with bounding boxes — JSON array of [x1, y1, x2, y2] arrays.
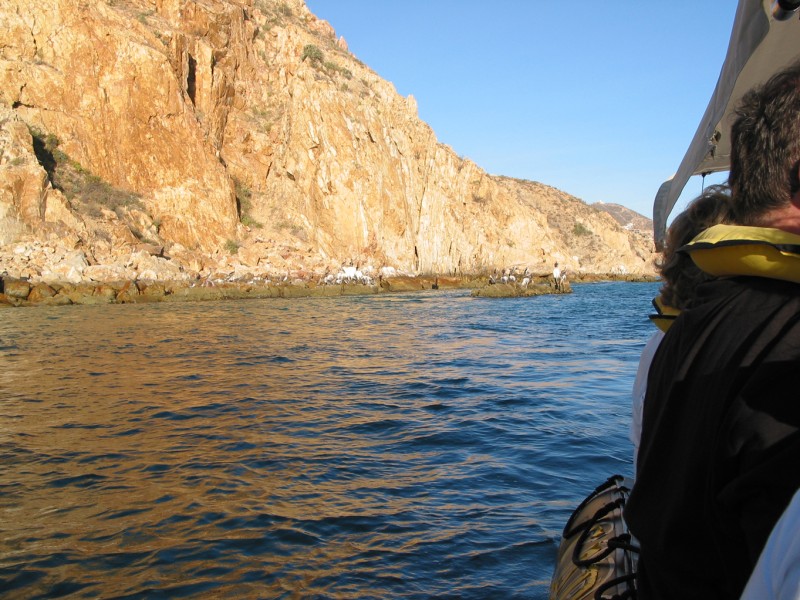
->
[[682, 224, 800, 284]]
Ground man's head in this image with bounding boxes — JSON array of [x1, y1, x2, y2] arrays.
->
[[729, 61, 800, 225]]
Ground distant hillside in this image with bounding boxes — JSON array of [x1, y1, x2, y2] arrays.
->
[[593, 203, 653, 235]]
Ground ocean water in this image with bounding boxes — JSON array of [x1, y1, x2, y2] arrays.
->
[[0, 281, 660, 599]]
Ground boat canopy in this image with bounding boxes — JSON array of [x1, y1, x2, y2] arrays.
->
[[652, 0, 800, 249]]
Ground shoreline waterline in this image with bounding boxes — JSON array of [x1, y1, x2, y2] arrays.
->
[[0, 273, 659, 308]]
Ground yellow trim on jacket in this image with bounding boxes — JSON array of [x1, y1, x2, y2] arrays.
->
[[683, 224, 800, 284]]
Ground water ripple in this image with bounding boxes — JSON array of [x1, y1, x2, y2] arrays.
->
[[0, 282, 659, 599]]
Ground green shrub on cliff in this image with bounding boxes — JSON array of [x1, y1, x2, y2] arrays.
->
[[302, 44, 324, 65], [233, 177, 263, 229], [28, 126, 145, 217], [301, 45, 352, 80], [573, 222, 593, 236]]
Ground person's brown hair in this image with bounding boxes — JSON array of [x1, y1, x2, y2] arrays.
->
[[729, 61, 800, 224], [657, 186, 733, 309]]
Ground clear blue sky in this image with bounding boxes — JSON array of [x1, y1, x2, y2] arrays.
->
[[304, 1, 736, 220]]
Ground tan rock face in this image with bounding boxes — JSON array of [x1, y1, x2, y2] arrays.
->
[[0, 0, 238, 250], [0, 0, 658, 284]]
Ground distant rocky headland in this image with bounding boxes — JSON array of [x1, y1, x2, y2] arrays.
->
[[0, 270, 658, 307], [0, 0, 659, 307]]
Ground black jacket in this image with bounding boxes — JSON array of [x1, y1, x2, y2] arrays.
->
[[625, 276, 800, 599]]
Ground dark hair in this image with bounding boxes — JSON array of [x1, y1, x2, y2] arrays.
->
[[728, 61, 800, 224], [657, 186, 733, 309]]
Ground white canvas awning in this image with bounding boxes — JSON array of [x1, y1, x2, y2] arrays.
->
[[653, 0, 800, 249]]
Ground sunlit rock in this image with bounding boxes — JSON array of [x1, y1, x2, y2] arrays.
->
[[0, 0, 658, 291]]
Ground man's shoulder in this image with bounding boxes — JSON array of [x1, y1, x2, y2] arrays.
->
[[658, 276, 800, 368]]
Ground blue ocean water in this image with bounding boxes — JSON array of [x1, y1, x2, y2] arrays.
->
[[0, 281, 660, 599]]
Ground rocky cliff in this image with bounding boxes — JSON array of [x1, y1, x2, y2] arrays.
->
[[0, 0, 658, 285]]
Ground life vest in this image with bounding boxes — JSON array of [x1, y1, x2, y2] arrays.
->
[[682, 224, 800, 283], [647, 224, 800, 332]]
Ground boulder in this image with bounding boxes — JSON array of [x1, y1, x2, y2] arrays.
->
[[3, 277, 30, 299], [27, 282, 56, 302]]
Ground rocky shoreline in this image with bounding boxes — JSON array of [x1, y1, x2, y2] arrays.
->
[[0, 272, 658, 308], [0, 0, 660, 316]]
